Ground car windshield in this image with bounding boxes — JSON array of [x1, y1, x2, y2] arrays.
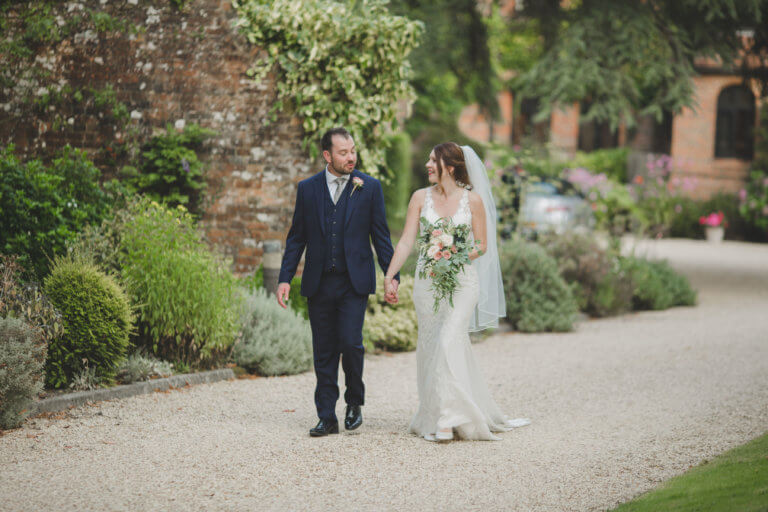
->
[[526, 180, 582, 198]]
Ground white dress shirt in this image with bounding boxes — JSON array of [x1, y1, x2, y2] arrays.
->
[[325, 166, 349, 200]]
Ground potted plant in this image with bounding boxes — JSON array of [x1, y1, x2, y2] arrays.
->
[[699, 211, 726, 243]]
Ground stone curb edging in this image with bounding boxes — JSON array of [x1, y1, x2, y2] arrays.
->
[[30, 368, 236, 416]]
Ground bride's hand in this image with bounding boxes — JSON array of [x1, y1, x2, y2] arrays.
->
[[384, 277, 399, 304]]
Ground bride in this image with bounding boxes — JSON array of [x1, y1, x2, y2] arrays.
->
[[384, 142, 530, 442]]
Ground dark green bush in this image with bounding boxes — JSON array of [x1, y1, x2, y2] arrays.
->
[[118, 123, 215, 216], [0, 316, 47, 430], [233, 288, 312, 376], [0, 254, 63, 345], [119, 197, 241, 366], [541, 233, 633, 317], [383, 132, 413, 231], [500, 238, 578, 332], [621, 257, 697, 310], [0, 145, 111, 278], [43, 254, 133, 388]]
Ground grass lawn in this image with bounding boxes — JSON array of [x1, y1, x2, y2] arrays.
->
[[612, 431, 768, 511]]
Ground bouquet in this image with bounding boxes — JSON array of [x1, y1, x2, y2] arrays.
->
[[417, 217, 482, 312]]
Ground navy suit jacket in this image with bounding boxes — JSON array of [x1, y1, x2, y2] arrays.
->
[[278, 169, 399, 297]]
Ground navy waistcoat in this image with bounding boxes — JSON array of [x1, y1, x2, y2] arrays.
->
[[322, 181, 349, 273]]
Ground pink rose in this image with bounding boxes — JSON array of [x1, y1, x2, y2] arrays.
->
[[451, 245, 457, 253], [434, 252, 442, 260], [442, 250, 451, 259], [432, 229, 442, 237]]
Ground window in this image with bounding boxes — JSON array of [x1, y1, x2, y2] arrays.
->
[[715, 85, 755, 159], [577, 100, 618, 152]]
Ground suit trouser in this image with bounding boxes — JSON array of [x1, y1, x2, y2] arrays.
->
[[306, 271, 368, 422]]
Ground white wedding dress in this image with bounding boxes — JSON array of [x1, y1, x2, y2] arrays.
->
[[409, 187, 530, 441]]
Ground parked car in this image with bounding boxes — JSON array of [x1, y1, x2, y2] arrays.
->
[[499, 169, 595, 239]]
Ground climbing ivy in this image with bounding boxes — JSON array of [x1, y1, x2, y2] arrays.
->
[[232, 0, 422, 175]]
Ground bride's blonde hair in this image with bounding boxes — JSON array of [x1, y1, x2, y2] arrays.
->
[[433, 142, 473, 190]]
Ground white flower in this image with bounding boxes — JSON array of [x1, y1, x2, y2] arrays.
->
[[439, 233, 454, 247], [426, 245, 441, 259]]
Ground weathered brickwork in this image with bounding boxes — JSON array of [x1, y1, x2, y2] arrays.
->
[[458, 79, 762, 200], [0, 0, 314, 275]]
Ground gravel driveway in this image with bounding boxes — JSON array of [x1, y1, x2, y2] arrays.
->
[[2, 239, 767, 511]]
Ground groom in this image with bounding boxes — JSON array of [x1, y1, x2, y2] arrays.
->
[[277, 127, 399, 437]]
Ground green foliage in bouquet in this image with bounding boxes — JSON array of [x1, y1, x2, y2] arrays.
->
[[0, 145, 110, 278], [0, 317, 47, 430], [0, 254, 63, 345], [541, 233, 633, 318], [119, 198, 241, 367], [621, 257, 697, 311], [417, 217, 477, 312], [500, 238, 578, 332], [363, 274, 418, 352], [232, 0, 422, 175], [43, 254, 133, 389], [234, 288, 313, 376], [118, 123, 214, 216]]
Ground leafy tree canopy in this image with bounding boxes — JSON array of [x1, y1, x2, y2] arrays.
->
[[516, 0, 768, 129]]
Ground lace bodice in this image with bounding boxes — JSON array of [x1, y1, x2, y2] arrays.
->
[[421, 187, 472, 227]]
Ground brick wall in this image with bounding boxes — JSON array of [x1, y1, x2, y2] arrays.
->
[[0, 0, 315, 275]]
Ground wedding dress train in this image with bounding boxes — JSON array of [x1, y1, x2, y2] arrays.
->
[[409, 187, 530, 441]]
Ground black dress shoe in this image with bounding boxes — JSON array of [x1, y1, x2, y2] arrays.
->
[[309, 419, 339, 437], [344, 405, 362, 431]]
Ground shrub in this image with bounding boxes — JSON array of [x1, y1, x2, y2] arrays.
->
[[363, 274, 418, 351], [120, 198, 241, 366], [541, 233, 633, 317], [621, 257, 697, 310], [241, 264, 308, 320], [118, 123, 215, 216], [569, 147, 629, 183], [233, 288, 312, 376], [0, 317, 47, 430], [670, 193, 758, 241], [739, 169, 768, 235], [0, 254, 63, 345], [116, 351, 174, 385], [383, 132, 413, 231], [43, 254, 133, 388], [0, 145, 110, 278], [500, 238, 578, 332]]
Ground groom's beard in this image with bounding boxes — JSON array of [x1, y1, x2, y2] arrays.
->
[[330, 158, 355, 175]]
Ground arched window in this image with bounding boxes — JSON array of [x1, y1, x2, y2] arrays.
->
[[715, 85, 755, 159]]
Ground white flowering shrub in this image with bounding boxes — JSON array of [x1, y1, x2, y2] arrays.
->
[[363, 274, 418, 351], [232, 0, 422, 174]]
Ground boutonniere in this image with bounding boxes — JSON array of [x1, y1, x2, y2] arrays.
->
[[350, 176, 364, 196]]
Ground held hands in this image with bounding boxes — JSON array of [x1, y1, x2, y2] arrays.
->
[[384, 277, 399, 305], [277, 282, 291, 309]]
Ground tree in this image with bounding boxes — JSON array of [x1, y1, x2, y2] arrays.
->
[[516, 0, 768, 129]]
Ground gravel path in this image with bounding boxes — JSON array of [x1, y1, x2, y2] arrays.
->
[[2, 239, 767, 511]]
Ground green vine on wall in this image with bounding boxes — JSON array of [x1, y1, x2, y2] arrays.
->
[[232, 0, 422, 174]]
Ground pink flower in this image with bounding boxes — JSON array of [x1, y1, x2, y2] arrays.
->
[[699, 211, 725, 227], [451, 245, 457, 253], [442, 250, 451, 259], [432, 229, 442, 237], [739, 189, 748, 201], [434, 252, 442, 260]]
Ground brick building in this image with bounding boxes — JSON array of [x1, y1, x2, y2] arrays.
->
[[0, 0, 314, 275], [461, 4, 763, 199]]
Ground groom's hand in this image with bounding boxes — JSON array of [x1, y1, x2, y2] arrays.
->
[[277, 282, 291, 309]]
